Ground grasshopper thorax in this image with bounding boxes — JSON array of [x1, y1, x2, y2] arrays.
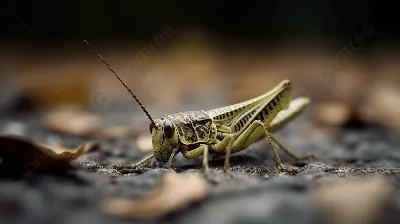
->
[[150, 111, 217, 163]]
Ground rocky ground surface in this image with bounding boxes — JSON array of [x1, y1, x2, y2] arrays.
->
[[0, 95, 400, 224]]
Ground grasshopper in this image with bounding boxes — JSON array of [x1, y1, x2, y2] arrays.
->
[[84, 40, 315, 177]]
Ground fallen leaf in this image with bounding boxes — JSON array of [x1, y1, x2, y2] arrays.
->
[[14, 64, 94, 109], [305, 125, 338, 140], [361, 83, 400, 130], [45, 107, 103, 136], [314, 102, 353, 126], [98, 125, 144, 140], [313, 101, 366, 128], [102, 172, 207, 219], [81, 142, 101, 153], [331, 64, 368, 102], [312, 177, 395, 224], [0, 135, 97, 176], [136, 134, 153, 152], [40, 141, 100, 154]]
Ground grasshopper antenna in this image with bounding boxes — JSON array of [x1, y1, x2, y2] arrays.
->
[[84, 40, 156, 126]]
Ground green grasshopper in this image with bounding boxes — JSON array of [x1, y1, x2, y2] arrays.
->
[[84, 40, 315, 177]]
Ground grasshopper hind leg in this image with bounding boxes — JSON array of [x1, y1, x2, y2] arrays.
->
[[261, 123, 299, 175], [243, 120, 298, 174], [271, 135, 315, 161], [212, 120, 299, 175]]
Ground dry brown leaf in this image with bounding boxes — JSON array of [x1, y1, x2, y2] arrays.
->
[[314, 102, 353, 126], [40, 141, 100, 154], [305, 125, 339, 140], [331, 63, 369, 101], [15, 67, 93, 109], [0, 135, 96, 176], [361, 83, 400, 130], [45, 107, 103, 136], [312, 177, 395, 224], [313, 101, 367, 129], [82, 142, 101, 153], [136, 134, 153, 152], [102, 172, 207, 219], [98, 125, 144, 140]]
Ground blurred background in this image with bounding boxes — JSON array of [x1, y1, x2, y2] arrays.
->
[[1, 0, 400, 134]]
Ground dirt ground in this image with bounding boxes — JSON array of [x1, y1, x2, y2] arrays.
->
[[1, 41, 400, 224]]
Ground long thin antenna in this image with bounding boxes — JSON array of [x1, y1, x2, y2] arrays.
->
[[83, 40, 156, 126]]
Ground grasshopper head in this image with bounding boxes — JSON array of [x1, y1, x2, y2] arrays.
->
[[150, 118, 180, 163], [84, 40, 178, 165]]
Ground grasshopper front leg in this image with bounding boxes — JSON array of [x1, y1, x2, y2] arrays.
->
[[113, 147, 179, 171], [113, 154, 155, 170], [165, 147, 180, 169], [183, 144, 211, 179]]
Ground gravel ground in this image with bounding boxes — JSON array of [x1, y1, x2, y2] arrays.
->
[[0, 97, 400, 224]]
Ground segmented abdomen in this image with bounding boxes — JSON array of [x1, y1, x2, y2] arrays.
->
[[232, 91, 287, 133], [207, 100, 261, 125]]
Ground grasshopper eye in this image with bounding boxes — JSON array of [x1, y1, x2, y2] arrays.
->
[[149, 122, 154, 133], [163, 121, 175, 138]]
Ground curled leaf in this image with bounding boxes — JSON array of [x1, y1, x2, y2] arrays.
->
[[45, 107, 103, 136], [0, 135, 97, 176], [314, 102, 353, 127], [312, 177, 395, 224], [98, 125, 144, 140], [102, 172, 207, 219], [361, 83, 400, 130], [313, 101, 367, 130]]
